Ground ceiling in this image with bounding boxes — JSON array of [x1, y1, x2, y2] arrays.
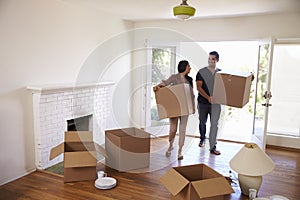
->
[[61, 0, 300, 21]]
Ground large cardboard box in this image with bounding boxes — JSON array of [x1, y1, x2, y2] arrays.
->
[[213, 72, 252, 108], [160, 164, 234, 200], [50, 131, 106, 182], [105, 127, 150, 172], [155, 83, 195, 120]]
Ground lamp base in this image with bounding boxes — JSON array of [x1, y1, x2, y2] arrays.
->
[[238, 174, 262, 196]]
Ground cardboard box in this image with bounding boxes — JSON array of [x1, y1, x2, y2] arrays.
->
[[155, 83, 195, 120], [105, 127, 150, 172], [160, 164, 234, 200], [50, 131, 107, 182], [213, 72, 252, 108]]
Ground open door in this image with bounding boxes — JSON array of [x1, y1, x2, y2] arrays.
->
[[145, 44, 179, 137], [252, 38, 274, 150]]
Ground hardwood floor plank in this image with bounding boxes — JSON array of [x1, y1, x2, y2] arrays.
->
[[1, 138, 299, 200]]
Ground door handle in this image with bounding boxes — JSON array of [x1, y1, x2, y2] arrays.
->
[[263, 91, 272, 99], [262, 103, 272, 107]]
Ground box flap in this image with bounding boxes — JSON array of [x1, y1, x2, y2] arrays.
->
[[160, 168, 190, 196], [50, 143, 64, 160], [191, 177, 234, 198], [65, 131, 93, 142], [202, 164, 223, 178]]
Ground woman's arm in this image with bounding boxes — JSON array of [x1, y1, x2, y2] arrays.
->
[[153, 75, 176, 92]]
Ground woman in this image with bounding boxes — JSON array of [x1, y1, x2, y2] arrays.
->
[[153, 60, 194, 160]]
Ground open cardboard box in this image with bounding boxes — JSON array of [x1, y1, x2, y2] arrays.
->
[[155, 83, 195, 120], [49, 131, 107, 182], [213, 71, 253, 108], [105, 127, 150, 172], [160, 164, 234, 200]]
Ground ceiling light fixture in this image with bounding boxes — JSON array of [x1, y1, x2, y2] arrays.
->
[[173, 0, 196, 20]]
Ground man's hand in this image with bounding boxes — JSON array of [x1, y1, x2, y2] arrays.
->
[[208, 96, 213, 104]]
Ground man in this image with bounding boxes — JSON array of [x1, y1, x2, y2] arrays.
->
[[196, 51, 221, 155]]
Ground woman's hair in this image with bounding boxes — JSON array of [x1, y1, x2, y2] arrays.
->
[[177, 60, 193, 87], [177, 60, 189, 73]]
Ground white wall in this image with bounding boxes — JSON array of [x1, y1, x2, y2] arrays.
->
[[0, 0, 133, 185]]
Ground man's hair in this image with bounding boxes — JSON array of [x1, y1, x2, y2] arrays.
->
[[178, 60, 189, 73], [209, 51, 219, 60]]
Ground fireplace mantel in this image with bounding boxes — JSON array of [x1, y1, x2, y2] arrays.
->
[[27, 81, 114, 94]]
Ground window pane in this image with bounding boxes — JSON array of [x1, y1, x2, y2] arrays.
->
[[267, 44, 300, 137]]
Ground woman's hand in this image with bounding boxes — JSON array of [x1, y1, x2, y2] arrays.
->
[[153, 86, 160, 92]]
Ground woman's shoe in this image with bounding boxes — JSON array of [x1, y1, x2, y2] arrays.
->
[[165, 147, 173, 157], [166, 150, 171, 157], [177, 149, 183, 160], [177, 154, 183, 160]]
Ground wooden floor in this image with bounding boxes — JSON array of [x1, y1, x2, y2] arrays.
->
[[1, 138, 299, 200]]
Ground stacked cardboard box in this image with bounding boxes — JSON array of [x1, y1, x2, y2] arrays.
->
[[105, 127, 150, 172], [160, 164, 234, 200], [213, 71, 253, 108], [49, 131, 106, 182], [155, 83, 195, 120]]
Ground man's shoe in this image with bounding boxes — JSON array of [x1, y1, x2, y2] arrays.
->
[[198, 141, 205, 147], [210, 149, 221, 155]]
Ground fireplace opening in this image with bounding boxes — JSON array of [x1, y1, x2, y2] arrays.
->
[[67, 114, 92, 131]]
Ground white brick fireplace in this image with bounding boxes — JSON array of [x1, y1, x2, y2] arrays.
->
[[27, 82, 114, 169]]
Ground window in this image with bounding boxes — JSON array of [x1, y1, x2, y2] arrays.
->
[[150, 47, 176, 126]]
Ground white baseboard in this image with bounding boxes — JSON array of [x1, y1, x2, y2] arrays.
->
[[0, 168, 36, 186], [267, 134, 300, 150]]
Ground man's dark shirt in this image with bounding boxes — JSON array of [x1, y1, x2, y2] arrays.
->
[[196, 67, 221, 104]]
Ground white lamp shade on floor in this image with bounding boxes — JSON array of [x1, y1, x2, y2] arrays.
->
[[229, 143, 275, 195]]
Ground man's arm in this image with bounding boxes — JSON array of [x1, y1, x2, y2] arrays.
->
[[196, 80, 212, 104]]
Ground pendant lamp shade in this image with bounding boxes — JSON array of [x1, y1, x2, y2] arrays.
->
[[173, 0, 196, 20]]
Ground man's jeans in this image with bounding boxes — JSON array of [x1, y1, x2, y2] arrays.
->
[[198, 103, 221, 151]]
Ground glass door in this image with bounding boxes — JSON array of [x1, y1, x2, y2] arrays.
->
[[252, 38, 275, 150], [145, 45, 177, 136]]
